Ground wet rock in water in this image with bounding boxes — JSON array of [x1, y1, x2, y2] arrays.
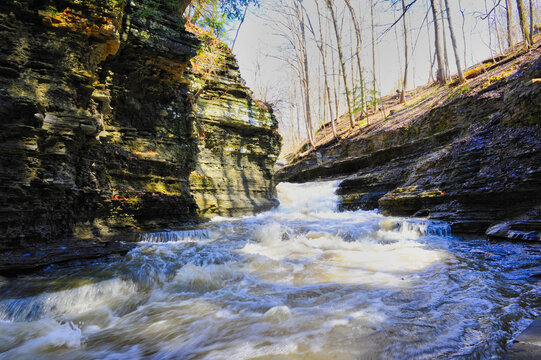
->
[[531, 273, 541, 280], [505, 318, 541, 359], [0, 240, 135, 276], [486, 221, 541, 242]]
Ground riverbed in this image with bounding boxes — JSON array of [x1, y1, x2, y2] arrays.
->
[[1, 181, 540, 359]]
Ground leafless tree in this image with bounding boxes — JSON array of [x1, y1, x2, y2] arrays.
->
[[444, 0, 466, 83], [516, 0, 531, 48], [370, 0, 377, 104], [311, 0, 338, 138], [506, 0, 515, 47], [458, 0, 468, 66], [439, 0, 450, 80], [344, 0, 366, 112], [400, 0, 409, 103], [296, 0, 315, 147], [430, 0, 446, 84], [529, 0, 534, 46], [326, 0, 356, 129]]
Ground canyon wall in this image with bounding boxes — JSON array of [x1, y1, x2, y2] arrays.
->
[[0, 0, 280, 257], [186, 28, 281, 216]]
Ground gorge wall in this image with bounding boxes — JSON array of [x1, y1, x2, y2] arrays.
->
[[186, 28, 281, 216], [278, 48, 541, 238], [0, 0, 280, 261]]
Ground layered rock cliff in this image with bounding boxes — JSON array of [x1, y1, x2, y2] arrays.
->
[[0, 0, 280, 265], [278, 47, 541, 237], [186, 27, 281, 216]]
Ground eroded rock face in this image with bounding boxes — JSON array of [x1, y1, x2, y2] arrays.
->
[[186, 34, 280, 216], [278, 54, 541, 235], [0, 0, 280, 257]]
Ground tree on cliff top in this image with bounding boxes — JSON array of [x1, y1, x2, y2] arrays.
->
[[184, 0, 259, 37]]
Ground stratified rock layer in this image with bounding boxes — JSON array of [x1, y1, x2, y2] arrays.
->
[[186, 33, 280, 216], [278, 50, 541, 235], [0, 0, 280, 260]]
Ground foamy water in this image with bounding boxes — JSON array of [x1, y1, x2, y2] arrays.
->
[[0, 181, 540, 359]]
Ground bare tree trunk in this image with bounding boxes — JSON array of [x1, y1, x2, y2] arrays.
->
[[431, 0, 446, 84], [344, 0, 366, 114], [326, 0, 356, 129], [298, 78, 308, 144], [313, 0, 337, 139], [350, 31, 357, 110], [431, 49, 437, 81], [329, 21, 341, 132], [485, 0, 495, 59], [297, 1, 315, 148], [400, 0, 409, 103], [295, 85, 302, 146], [410, 13, 416, 90], [318, 61, 324, 140], [232, 6, 248, 50], [458, 0, 468, 66], [370, 0, 377, 107], [506, 0, 515, 47], [530, 0, 534, 46], [427, 10, 435, 82], [324, 43, 337, 138], [517, 0, 531, 47], [286, 84, 299, 150], [444, 0, 466, 84], [493, 0, 504, 54], [290, 85, 300, 147], [393, 7, 403, 93], [439, 0, 450, 80]]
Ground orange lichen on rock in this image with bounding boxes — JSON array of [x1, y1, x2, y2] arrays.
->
[[103, 39, 121, 60], [39, 7, 121, 60]]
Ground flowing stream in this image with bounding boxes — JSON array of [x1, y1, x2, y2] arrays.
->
[[1, 181, 540, 359]]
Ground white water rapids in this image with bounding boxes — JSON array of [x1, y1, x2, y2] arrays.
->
[[0, 181, 540, 359]]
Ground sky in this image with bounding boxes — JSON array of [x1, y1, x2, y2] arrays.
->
[[225, 0, 538, 148]]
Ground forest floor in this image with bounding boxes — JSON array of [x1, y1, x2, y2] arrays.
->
[[282, 35, 541, 166]]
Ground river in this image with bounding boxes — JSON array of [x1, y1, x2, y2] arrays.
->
[[0, 181, 540, 359]]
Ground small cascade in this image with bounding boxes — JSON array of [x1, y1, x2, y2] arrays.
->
[[276, 180, 340, 214], [140, 229, 214, 243], [0, 278, 138, 322], [378, 218, 452, 238]]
